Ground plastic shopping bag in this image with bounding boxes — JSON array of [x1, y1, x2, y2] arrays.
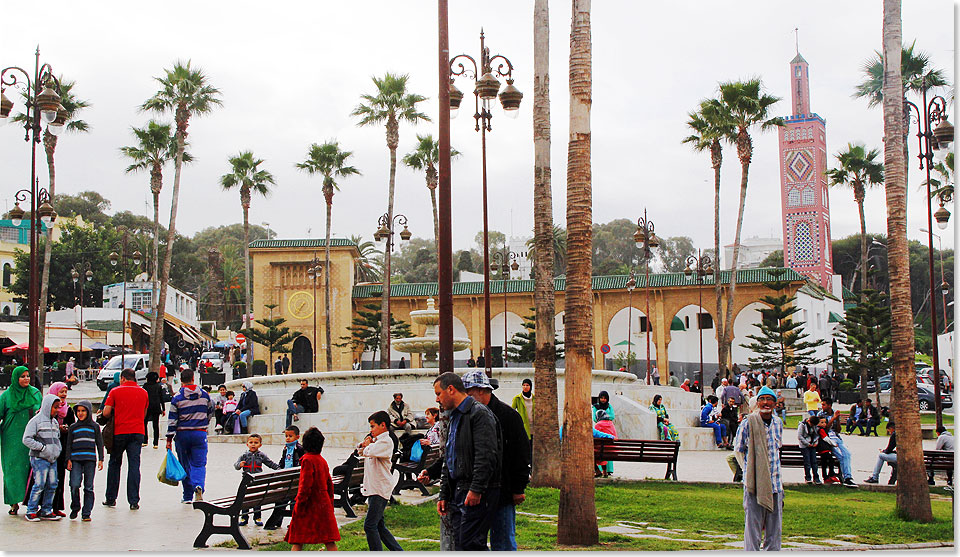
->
[[410, 439, 424, 463], [158, 453, 178, 486], [161, 449, 187, 485]]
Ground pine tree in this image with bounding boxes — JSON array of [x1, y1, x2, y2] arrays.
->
[[336, 302, 413, 362], [836, 288, 891, 406], [506, 308, 564, 363], [243, 305, 301, 366], [741, 272, 827, 375]]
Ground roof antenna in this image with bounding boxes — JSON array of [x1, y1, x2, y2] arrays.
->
[[794, 27, 799, 55]]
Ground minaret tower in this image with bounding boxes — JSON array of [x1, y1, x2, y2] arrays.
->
[[777, 49, 833, 290]]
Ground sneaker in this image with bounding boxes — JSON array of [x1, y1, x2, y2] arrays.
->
[[863, 477, 879, 484], [69, 509, 79, 520], [102, 501, 116, 508], [805, 480, 813, 485], [292, 414, 299, 422], [53, 510, 66, 517], [239, 519, 249, 526], [181, 499, 193, 505], [142, 443, 148, 447], [194, 486, 204, 502], [814, 479, 823, 485], [842, 478, 859, 489], [153, 445, 159, 450], [39, 512, 61, 521], [254, 520, 263, 526], [263, 524, 279, 531], [130, 504, 139, 510], [81, 516, 92, 522], [25, 513, 40, 522]]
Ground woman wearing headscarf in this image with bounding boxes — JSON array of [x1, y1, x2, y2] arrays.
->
[[101, 371, 121, 407], [47, 382, 75, 516], [234, 381, 260, 434], [142, 372, 165, 449], [592, 390, 615, 423], [0, 366, 42, 515], [649, 394, 679, 441]]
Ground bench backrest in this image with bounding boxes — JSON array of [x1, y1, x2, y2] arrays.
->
[[924, 450, 954, 470], [594, 439, 679, 463], [780, 444, 835, 467], [236, 467, 301, 511]]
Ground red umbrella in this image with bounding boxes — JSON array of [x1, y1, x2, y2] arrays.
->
[[2, 342, 50, 354]]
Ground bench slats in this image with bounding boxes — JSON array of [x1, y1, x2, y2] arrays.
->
[[593, 438, 680, 481]]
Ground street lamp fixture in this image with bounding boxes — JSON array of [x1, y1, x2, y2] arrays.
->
[[71, 262, 93, 368], [905, 83, 953, 430], [450, 29, 522, 377], [492, 248, 522, 367], [633, 209, 659, 384], [625, 273, 637, 371], [307, 254, 323, 371], [685, 250, 715, 404], [374, 212, 411, 367], [111, 227, 141, 370]]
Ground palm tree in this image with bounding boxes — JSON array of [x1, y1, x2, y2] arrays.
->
[[220, 151, 275, 367], [530, 0, 562, 489], [120, 121, 192, 340], [350, 234, 383, 283], [717, 79, 783, 370], [13, 78, 90, 371], [352, 73, 430, 369], [683, 98, 734, 379], [296, 141, 361, 371], [880, 1, 934, 522], [855, 41, 949, 188], [525, 224, 566, 277], [401, 134, 460, 255], [557, 0, 598, 546], [141, 60, 222, 375], [825, 143, 884, 401]]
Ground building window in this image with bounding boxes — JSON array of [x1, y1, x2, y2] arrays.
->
[[2, 263, 11, 287], [0, 228, 19, 243], [131, 291, 152, 312], [1, 306, 9, 316], [638, 316, 652, 333], [697, 313, 713, 330]]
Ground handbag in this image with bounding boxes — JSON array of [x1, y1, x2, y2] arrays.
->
[[97, 413, 115, 454], [410, 440, 424, 463]]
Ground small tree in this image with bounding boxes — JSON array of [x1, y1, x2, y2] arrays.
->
[[336, 302, 414, 363], [506, 309, 564, 363], [741, 272, 827, 375], [836, 288, 891, 407], [611, 350, 637, 371], [243, 304, 300, 368]]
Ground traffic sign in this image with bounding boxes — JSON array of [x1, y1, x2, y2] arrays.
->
[[600, 343, 610, 354], [235, 333, 246, 345]]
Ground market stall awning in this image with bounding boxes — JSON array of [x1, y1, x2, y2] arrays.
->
[[59, 343, 93, 352], [2, 342, 50, 354]]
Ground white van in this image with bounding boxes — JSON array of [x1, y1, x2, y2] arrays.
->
[[96, 354, 150, 391]]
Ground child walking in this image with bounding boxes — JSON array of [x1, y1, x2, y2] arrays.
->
[[21, 394, 63, 521], [284, 427, 339, 551], [234, 433, 280, 525], [64, 401, 104, 520], [264, 425, 304, 531], [359, 411, 402, 551]]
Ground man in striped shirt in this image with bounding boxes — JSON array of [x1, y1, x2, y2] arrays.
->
[[733, 386, 783, 551], [165, 369, 214, 504]]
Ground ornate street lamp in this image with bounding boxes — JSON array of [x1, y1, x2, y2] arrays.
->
[[491, 248, 521, 367], [71, 262, 93, 368], [450, 30, 522, 377], [625, 273, 637, 370], [110, 227, 142, 370], [306, 254, 323, 372], [685, 250, 715, 404], [2, 48, 65, 381], [374, 212, 411, 367], [905, 84, 953, 429], [633, 209, 659, 384]]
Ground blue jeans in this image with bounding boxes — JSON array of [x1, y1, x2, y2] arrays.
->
[[490, 503, 517, 551], [871, 453, 897, 480], [105, 433, 143, 505], [364, 494, 403, 551], [175, 430, 208, 502], [69, 460, 97, 518], [828, 434, 853, 481], [800, 446, 820, 482], [286, 401, 305, 428], [238, 410, 253, 429], [702, 421, 726, 445], [26, 457, 58, 515]]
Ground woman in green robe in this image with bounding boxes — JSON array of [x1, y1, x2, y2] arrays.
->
[[649, 394, 679, 442], [0, 366, 41, 514]]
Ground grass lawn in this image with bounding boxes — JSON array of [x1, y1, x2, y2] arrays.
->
[[781, 411, 953, 435], [258, 482, 954, 551]]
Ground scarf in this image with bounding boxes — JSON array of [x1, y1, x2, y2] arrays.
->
[[595, 390, 610, 410], [391, 400, 406, 414], [47, 382, 68, 420], [284, 441, 297, 468], [744, 412, 775, 512], [2, 366, 41, 414]]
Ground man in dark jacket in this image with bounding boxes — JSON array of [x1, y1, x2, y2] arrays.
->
[[461, 370, 529, 551], [433, 371, 501, 551]]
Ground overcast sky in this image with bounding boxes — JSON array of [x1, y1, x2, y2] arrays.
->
[[0, 1, 955, 261]]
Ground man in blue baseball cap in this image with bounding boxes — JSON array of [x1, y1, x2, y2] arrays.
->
[[733, 385, 783, 551]]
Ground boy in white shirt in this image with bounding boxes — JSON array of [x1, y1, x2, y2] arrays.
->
[[359, 411, 402, 551]]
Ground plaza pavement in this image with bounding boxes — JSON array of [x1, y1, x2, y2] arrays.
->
[[0, 380, 951, 551]]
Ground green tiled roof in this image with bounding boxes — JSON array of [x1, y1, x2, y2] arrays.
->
[[250, 238, 357, 249], [353, 267, 806, 299], [828, 311, 844, 323]]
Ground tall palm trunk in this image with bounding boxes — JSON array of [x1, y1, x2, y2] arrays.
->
[[241, 187, 253, 368], [149, 166, 162, 370], [857, 192, 870, 402], [558, 0, 598, 546], [36, 132, 58, 369], [427, 166, 440, 260], [881, 0, 933, 521], [380, 114, 399, 369], [150, 107, 189, 376], [323, 183, 334, 372], [531, 0, 562, 489], [721, 132, 752, 364], [710, 140, 725, 379]]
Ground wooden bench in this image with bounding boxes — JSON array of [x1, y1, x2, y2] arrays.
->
[[332, 459, 365, 519], [392, 444, 441, 496], [593, 438, 680, 480], [890, 450, 954, 485], [192, 467, 300, 550], [780, 444, 839, 481]]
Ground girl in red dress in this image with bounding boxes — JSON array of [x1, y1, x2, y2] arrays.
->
[[285, 427, 340, 551]]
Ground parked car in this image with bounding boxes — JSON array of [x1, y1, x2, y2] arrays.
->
[[199, 351, 224, 372], [917, 371, 952, 393], [96, 354, 150, 391], [918, 383, 952, 411]]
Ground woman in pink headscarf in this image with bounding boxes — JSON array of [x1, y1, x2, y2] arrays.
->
[[47, 382, 74, 516]]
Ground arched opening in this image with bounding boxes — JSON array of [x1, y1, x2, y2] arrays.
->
[[2, 263, 11, 287], [606, 305, 653, 374], [291, 336, 313, 373], [1, 305, 9, 316], [731, 302, 767, 370], [668, 303, 718, 387], [490, 311, 524, 366]]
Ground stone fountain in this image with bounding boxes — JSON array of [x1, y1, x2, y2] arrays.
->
[[393, 298, 471, 367]]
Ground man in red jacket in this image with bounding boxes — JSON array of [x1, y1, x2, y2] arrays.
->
[[100, 368, 148, 509]]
